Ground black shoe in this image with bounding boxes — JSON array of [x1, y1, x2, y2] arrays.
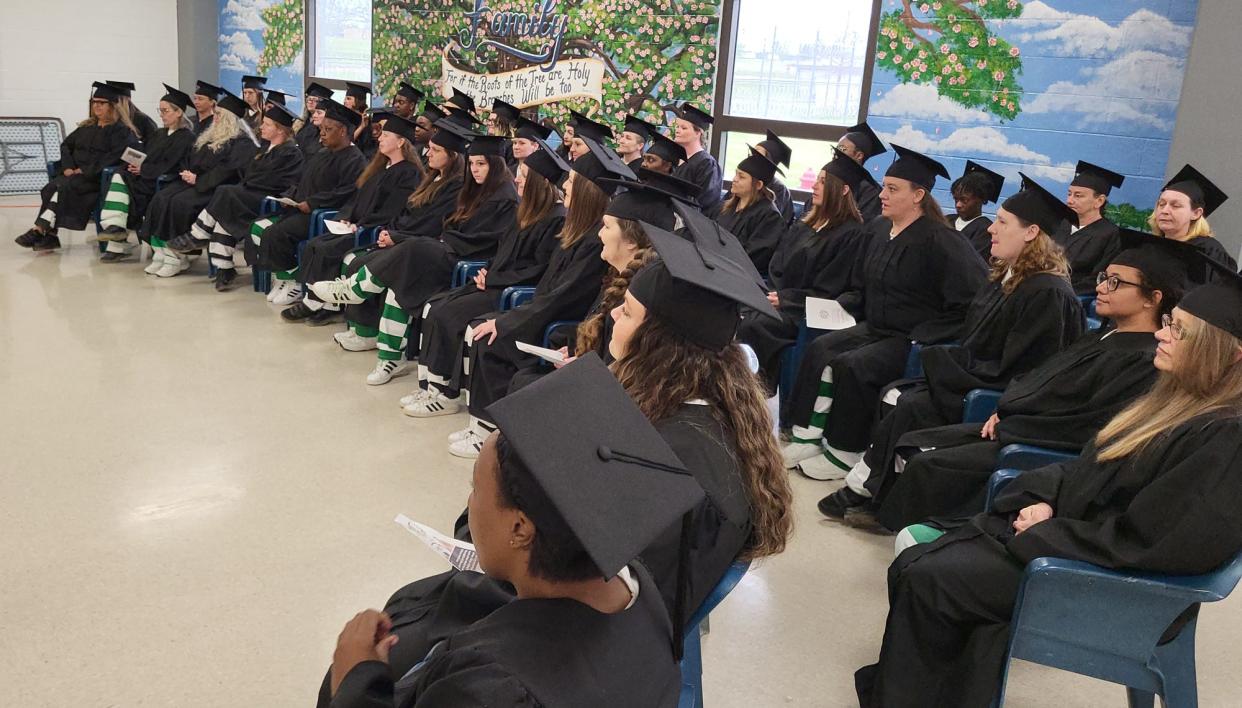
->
[[100, 225, 129, 242], [166, 233, 204, 253], [31, 232, 61, 251], [306, 307, 343, 327], [817, 487, 870, 519], [15, 229, 38, 248], [99, 251, 129, 263], [843, 503, 893, 535], [280, 301, 315, 322], [214, 268, 238, 291]]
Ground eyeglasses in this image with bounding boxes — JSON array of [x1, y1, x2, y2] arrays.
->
[[157, 107, 177, 114], [1095, 271, 1150, 293], [1161, 314, 1187, 341]]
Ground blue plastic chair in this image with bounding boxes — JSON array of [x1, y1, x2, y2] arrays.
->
[[963, 388, 1003, 424], [542, 320, 579, 348], [777, 319, 828, 422], [354, 225, 381, 248], [903, 342, 924, 379], [679, 560, 751, 708], [985, 469, 1242, 707], [252, 198, 282, 292], [1086, 315, 1103, 331], [251, 200, 336, 294], [995, 443, 1077, 472], [1078, 295, 1098, 319], [452, 260, 489, 288], [500, 286, 536, 310]]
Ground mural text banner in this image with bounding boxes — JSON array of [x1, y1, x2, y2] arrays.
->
[[440, 50, 605, 108]]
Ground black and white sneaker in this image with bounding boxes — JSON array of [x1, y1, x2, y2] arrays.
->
[[305, 308, 343, 327], [280, 301, 315, 322], [214, 268, 238, 291], [403, 392, 463, 418]]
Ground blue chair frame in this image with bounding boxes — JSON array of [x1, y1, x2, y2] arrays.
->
[[251, 199, 336, 294], [962, 388, 1003, 424], [1078, 295, 1098, 319], [679, 560, 751, 708], [995, 443, 1077, 472], [986, 469, 1242, 707], [452, 260, 489, 289], [500, 285, 536, 310]]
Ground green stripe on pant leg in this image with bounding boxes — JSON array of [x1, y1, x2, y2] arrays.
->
[[250, 216, 279, 245], [791, 378, 834, 444], [350, 322, 379, 338], [350, 265, 387, 300], [275, 269, 296, 281], [151, 237, 167, 248], [377, 296, 410, 361]]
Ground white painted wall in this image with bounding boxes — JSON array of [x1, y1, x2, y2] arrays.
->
[[0, 0, 179, 136]]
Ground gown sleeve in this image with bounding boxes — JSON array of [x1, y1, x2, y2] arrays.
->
[[441, 197, 518, 259], [81, 125, 136, 180], [907, 227, 989, 343], [496, 237, 605, 343], [196, 137, 258, 193], [486, 213, 566, 289], [139, 130, 193, 178], [329, 660, 396, 708], [244, 145, 306, 194], [390, 182, 460, 243], [776, 222, 865, 314], [305, 150, 367, 209], [59, 129, 81, 172]]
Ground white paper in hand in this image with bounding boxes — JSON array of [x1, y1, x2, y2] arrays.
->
[[268, 196, 301, 208], [394, 514, 481, 573], [324, 220, 357, 235], [804, 297, 857, 330], [121, 147, 147, 168], [516, 341, 566, 364]]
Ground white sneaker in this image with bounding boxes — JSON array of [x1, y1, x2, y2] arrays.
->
[[403, 392, 462, 418], [448, 430, 486, 459], [270, 282, 304, 306], [334, 330, 378, 352], [266, 279, 284, 302], [154, 253, 190, 278], [399, 387, 434, 408], [447, 427, 474, 443], [782, 440, 823, 469], [144, 248, 167, 275], [310, 278, 365, 305], [796, 453, 849, 481], [366, 360, 409, 386]]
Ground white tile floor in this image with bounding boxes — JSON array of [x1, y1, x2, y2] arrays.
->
[[3, 194, 1241, 707]]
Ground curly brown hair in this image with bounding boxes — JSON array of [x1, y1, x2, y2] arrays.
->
[[575, 220, 655, 356], [990, 224, 1071, 295], [610, 318, 794, 562]]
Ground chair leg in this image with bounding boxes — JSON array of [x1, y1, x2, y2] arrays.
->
[[1125, 687, 1156, 708], [1151, 620, 1200, 708]]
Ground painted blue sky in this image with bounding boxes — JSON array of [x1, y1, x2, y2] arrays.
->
[[865, 0, 1200, 210], [218, 0, 305, 114]]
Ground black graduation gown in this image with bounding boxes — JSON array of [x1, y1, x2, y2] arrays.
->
[[355, 124, 379, 162], [877, 329, 1158, 529], [205, 141, 305, 238], [786, 217, 988, 451], [139, 135, 257, 242], [1185, 236, 1238, 275], [1053, 217, 1121, 295], [115, 127, 194, 228], [737, 219, 867, 388], [858, 414, 1242, 708], [856, 273, 1085, 500], [418, 206, 567, 389], [367, 182, 519, 313], [39, 122, 136, 231], [769, 177, 795, 223], [714, 199, 787, 275], [299, 161, 424, 285], [466, 227, 607, 422], [297, 120, 323, 158], [949, 213, 993, 262], [625, 156, 643, 172], [343, 179, 464, 329], [854, 180, 882, 223], [250, 144, 367, 271], [131, 109, 158, 145], [325, 563, 681, 708], [674, 150, 723, 216], [191, 113, 213, 135]]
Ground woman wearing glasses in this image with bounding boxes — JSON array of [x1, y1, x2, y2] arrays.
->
[[857, 258, 1242, 708]]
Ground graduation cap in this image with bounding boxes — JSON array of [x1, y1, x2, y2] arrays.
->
[[622, 115, 656, 142], [632, 224, 779, 350], [736, 147, 783, 185], [959, 160, 1005, 204], [757, 130, 792, 168], [885, 143, 950, 191], [344, 82, 371, 103], [264, 102, 299, 129], [446, 86, 476, 113], [305, 81, 334, 100], [823, 148, 877, 194], [841, 122, 887, 162], [1179, 259, 1242, 340], [105, 81, 136, 97], [486, 354, 704, 585], [568, 110, 614, 143], [1111, 228, 1209, 299], [526, 138, 571, 186], [318, 97, 362, 130], [646, 131, 687, 166], [91, 81, 123, 103], [596, 178, 682, 231], [676, 102, 714, 131], [445, 106, 483, 129], [636, 168, 700, 205], [420, 100, 448, 124], [195, 80, 222, 99], [1001, 173, 1079, 234], [1070, 161, 1125, 197], [396, 81, 424, 104], [1163, 164, 1229, 217], [490, 98, 520, 124], [160, 83, 192, 112], [515, 116, 553, 142], [468, 134, 508, 157], [429, 118, 472, 153], [263, 88, 291, 106], [241, 74, 268, 91], [378, 113, 419, 143], [573, 137, 635, 194], [670, 199, 768, 289], [216, 89, 249, 119]]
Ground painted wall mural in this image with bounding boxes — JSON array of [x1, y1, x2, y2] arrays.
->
[[372, 0, 720, 129], [866, 0, 1200, 228], [218, 0, 307, 113]]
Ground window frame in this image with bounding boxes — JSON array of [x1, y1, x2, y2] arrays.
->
[[305, 0, 374, 90]]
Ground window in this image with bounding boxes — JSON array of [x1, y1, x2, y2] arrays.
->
[[311, 0, 373, 83], [720, 131, 838, 193]]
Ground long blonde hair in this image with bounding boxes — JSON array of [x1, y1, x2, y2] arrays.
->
[[988, 229, 1071, 294], [79, 100, 139, 138], [195, 108, 244, 152], [1095, 312, 1242, 462], [1148, 212, 1214, 240]]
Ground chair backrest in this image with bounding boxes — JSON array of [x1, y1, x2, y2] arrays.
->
[[685, 560, 751, 631], [903, 343, 924, 379], [500, 286, 536, 310], [962, 388, 1002, 424]]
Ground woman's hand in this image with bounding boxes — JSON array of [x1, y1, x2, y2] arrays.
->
[[297, 201, 311, 214], [980, 413, 1000, 441], [377, 230, 393, 248], [471, 319, 499, 345], [1012, 503, 1054, 535], [329, 609, 398, 696], [767, 291, 779, 307], [126, 163, 141, 175], [473, 268, 488, 290], [552, 347, 573, 369], [180, 170, 197, 185]]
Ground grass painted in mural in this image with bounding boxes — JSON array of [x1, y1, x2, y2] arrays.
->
[[259, 0, 306, 74], [876, 0, 1024, 120], [373, 0, 719, 128]]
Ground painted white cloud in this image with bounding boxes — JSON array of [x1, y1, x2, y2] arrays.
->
[[219, 31, 261, 71], [868, 83, 992, 124], [223, 0, 273, 32], [1024, 50, 1184, 129], [1018, 2, 1192, 58], [883, 125, 1050, 163]]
